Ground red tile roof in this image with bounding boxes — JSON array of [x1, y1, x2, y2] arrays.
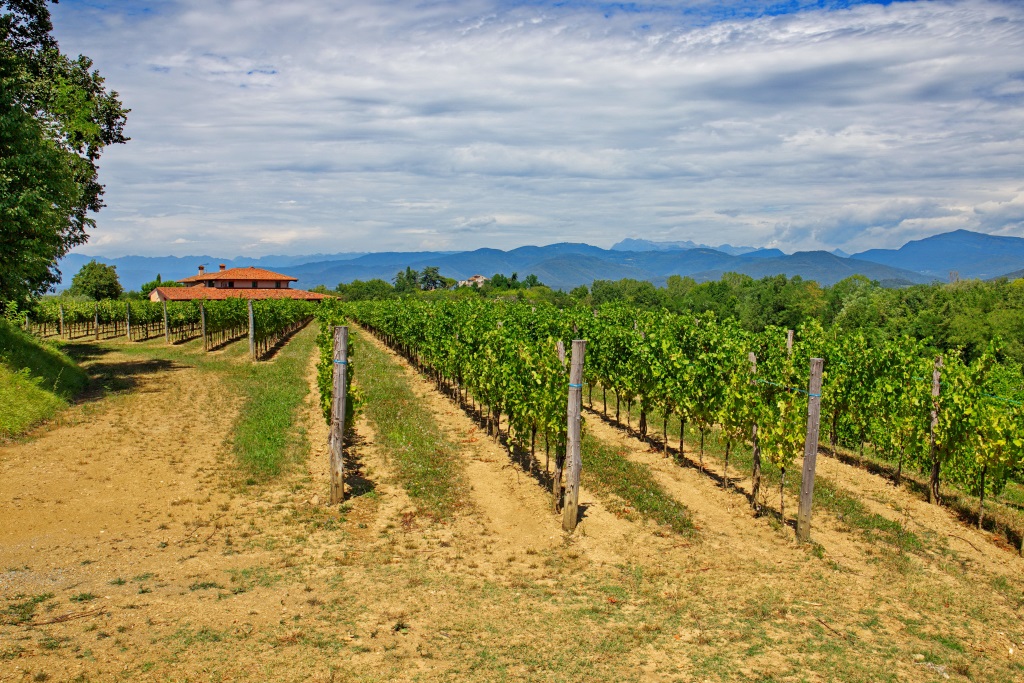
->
[[178, 267, 299, 284], [154, 286, 330, 302]]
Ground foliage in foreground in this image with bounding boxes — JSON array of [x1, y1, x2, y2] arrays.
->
[[0, 318, 87, 437]]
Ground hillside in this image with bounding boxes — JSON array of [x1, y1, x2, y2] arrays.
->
[[0, 319, 88, 438], [692, 251, 934, 286], [853, 229, 1024, 280]]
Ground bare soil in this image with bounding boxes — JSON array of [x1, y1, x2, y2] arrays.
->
[[1, 330, 1022, 682]]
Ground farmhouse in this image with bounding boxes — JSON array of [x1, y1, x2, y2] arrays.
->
[[149, 264, 329, 302], [457, 274, 489, 288]]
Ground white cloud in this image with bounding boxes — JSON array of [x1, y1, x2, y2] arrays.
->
[[52, 0, 1024, 256]]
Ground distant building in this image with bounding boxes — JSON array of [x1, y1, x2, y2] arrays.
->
[[149, 264, 329, 302], [457, 274, 489, 288]]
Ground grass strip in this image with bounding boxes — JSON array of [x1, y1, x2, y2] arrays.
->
[[588, 384, 927, 552], [230, 324, 317, 481], [354, 329, 467, 519], [581, 432, 695, 535], [0, 319, 88, 438]]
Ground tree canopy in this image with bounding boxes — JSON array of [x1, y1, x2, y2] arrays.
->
[[1, 1, 129, 302], [68, 259, 121, 300]]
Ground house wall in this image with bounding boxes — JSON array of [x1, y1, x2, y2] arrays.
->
[[213, 280, 290, 289]]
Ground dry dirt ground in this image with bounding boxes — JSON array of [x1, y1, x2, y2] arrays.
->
[[1, 328, 1022, 682]]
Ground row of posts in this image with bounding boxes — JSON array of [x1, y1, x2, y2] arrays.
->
[[324, 324, 829, 540], [327, 326, 588, 531], [45, 300, 262, 361]]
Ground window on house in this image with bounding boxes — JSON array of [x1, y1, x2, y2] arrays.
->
[[275, 281, 281, 289], [252, 281, 258, 288], [228, 281, 234, 288]]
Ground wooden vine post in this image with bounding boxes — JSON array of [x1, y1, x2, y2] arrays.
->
[[329, 326, 349, 505], [94, 304, 99, 340], [125, 301, 131, 340], [562, 339, 586, 533], [928, 356, 943, 504], [162, 300, 170, 343], [749, 352, 762, 511], [200, 303, 208, 351], [58, 303, 65, 338], [786, 329, 794, 357], [247, 299, 256, 361], [796, 358, 824, 542]]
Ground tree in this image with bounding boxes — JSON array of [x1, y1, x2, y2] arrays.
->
[[419, 266, 447, 291], [1, 1, 129, 302], [140, 273, 182, 298], [338, 278, 394, 301], [393, 267, 419, 293], [68, 259, 121, 300]]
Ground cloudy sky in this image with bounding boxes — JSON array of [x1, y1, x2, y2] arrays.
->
[[53, 0, 1024, 257]]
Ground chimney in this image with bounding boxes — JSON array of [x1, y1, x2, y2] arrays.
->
[[198, 265, 205, 275], [219, 264, 226, 271]]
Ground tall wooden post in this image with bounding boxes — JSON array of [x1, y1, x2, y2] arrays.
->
[[59, 304, 65, 338], [786, 329, 794, 357], [796, 358, 825, 542], [562, 339, 586, 533], [749, 352, 762, 511], [163, 300, 170, 343], [556, 340, 566, 367], [330, 326, 349, 505], [125, 301, 131, 340], [200, 303, 207, 351], [928, 356, 943, 504], [94, 304, 99, 340], [247, 300, 255, 360]]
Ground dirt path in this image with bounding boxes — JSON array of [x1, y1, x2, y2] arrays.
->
[[0, 345, 239, 597], [581, 406, 1024, 670], [3, 329, 1022, 682], [355, 327, 663, 571]]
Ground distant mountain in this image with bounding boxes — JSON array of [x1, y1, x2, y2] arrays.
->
[[993, 268, 1024, 281], [278, 244, 929, 290], [853, 229, 1024, 280], [611, 238, 767, 256], [691, 251, 933, 287], [59, 229, 1020, 293]]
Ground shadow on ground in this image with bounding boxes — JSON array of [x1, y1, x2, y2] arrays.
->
[[63, 342, 184, 402]]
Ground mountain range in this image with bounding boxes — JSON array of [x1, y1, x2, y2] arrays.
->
[[57, 229, 1024, 293]]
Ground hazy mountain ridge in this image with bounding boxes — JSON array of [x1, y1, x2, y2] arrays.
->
[[58, 230, 1024, 292], [852, 229, 1024, 280]]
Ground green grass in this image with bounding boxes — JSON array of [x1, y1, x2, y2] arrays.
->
[[2, 593, 54, 625], [353, 329, 467, 518], [0, 319, 88, 438], [587, 384, 924, 552], [581, 432, 695, 534], [229, 325, 317, 480]]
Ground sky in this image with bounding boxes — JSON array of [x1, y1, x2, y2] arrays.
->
[[52, 0, 1024, 257]]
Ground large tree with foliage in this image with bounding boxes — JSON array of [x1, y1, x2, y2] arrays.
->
[[68, 259, 121, 300], [1, 1, 129, 302]]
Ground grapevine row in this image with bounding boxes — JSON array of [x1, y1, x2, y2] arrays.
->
[[319, 298, 1023, 530]]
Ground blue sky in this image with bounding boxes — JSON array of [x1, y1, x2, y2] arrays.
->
[[52, 0, 1024, 256]]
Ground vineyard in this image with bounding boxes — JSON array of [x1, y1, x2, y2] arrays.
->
[[21, 298, 317, 360], [316, 298, 1024, 548], [4, 298, 1024, 682]]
